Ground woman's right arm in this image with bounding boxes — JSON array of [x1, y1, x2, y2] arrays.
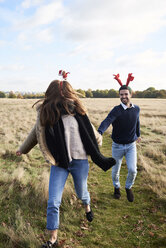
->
[[16, 124, 38, 155], [91, 123, 103, 146]]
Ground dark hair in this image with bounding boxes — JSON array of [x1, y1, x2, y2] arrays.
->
[[33, 80, 86, 126], [119, 85, 132, 94]]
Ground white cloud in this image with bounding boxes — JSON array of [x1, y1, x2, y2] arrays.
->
[[35, 27, 54, 43], [15, 1, 64, 29], [61, 0, 166, 46], [11, 0, 166, 51], [134, 50, 166, 67], [0, 40, 6, 46], [31, 1, 63, 26], [67, 42, 114, 62], [85, 47, 114, 61], [17, 32, 27, 42], [21, 0, 45, 9], [116, 50, 166, 68], [17, 26, 55, 47], [67, 44, 87, 56], [0, 64, 25, 71]]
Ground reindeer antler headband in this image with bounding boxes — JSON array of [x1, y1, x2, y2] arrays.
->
[[59, 70, 70, 80], [113, 73, 134, 86], [58, 70, 70, 96]]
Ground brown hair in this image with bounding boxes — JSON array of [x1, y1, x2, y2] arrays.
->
[[33, 80, 86, 126]]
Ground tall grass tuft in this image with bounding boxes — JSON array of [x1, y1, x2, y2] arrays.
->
[[1, 208, 40, 248]]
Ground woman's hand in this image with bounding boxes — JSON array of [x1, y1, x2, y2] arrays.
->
[[137, 137, 141, 143], [16, 151, 22, 156]]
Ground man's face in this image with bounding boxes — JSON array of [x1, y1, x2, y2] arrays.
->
[[119, 89, 131, 105]]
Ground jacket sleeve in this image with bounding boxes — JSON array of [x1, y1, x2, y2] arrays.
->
[[91, 123, 102, 146], [19, 124, 38, 154]]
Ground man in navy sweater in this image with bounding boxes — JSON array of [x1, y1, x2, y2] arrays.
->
[[98, 85, 141, 202]]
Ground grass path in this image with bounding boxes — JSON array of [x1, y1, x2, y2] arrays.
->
[[59, 133, 166, 248], [0, 132, 166, 248]]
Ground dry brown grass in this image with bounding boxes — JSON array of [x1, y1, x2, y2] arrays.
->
[[0, 99, 36, 152], [0, 98, 166, 199], [0, 98, 166, 248]]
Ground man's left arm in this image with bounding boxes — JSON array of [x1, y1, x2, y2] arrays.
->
[[136, 108, 141, 143]]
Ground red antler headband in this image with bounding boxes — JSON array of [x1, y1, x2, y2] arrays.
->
[[58, 70, 70, 96], [113, 74, 123, 86], [126, 73, 134, 86], [113, 73, 134, 86], [59, 70, 70, 80]]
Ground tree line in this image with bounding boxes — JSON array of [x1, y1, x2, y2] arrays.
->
[[0, 87, 166, 99]]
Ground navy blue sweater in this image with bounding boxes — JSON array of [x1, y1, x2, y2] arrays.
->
[[98, 104, 140, 144]]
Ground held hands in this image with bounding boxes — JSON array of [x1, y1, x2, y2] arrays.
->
[[103, 157, 116, 172], [16, 151, 22, 156]]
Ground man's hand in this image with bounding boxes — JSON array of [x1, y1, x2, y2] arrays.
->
[[137, 137, 141, 143]]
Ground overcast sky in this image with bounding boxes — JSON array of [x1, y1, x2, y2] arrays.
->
[[0, 0, 166, 92]]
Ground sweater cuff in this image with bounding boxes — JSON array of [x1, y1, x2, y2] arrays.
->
[[98, 130, 103, 135]]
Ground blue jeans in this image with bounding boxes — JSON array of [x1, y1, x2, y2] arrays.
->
[[112, 141, 137, 189], [46, 159, 90, 230]]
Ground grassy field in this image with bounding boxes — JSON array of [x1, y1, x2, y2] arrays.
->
[[0, 98, 166, 248]]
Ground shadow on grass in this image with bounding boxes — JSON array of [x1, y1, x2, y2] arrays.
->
[[152, 237, 166, 247]]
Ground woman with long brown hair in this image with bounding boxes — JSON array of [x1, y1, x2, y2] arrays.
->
[[16, 71, 116, 248]]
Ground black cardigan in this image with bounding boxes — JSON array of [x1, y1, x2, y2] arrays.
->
[[45, 113, 116, 171]]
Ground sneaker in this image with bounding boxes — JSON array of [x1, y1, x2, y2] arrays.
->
[[125, 188, 134, 202], [41, 240, 58, 248], [114, 187, 121, 199], [86, 210, 94, 222]]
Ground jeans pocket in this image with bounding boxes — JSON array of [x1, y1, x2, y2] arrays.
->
[[112, 142, 120, 149]]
